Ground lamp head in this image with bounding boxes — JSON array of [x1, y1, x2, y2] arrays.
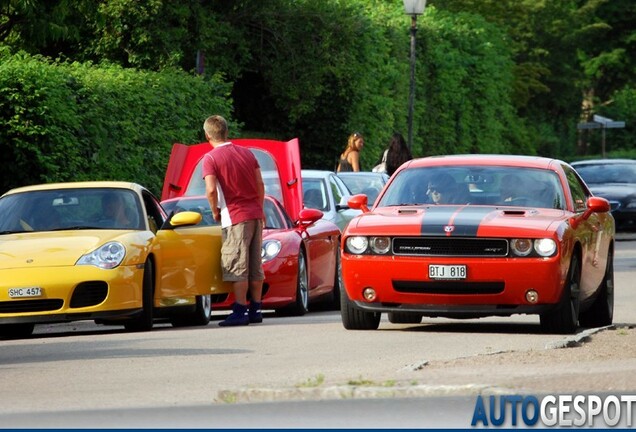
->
[[403, 0, 426, 15]]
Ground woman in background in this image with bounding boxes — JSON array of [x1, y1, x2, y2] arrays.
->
[[337, 132, 364, 172], [385, 132, 412, 176]]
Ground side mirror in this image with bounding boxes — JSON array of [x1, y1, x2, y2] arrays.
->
[[169, 211, 202, 227], [298, 208, 323, 226], [586, 196, 611, 214], [348, 194, 369, 213], [570, 196, 611, 229]]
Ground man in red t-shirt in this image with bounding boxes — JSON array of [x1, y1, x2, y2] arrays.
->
[[202, 115, 265, 326]]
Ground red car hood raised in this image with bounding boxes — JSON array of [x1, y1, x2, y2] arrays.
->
[[162, 138, 303, 221], [346, 205, 568, 237]]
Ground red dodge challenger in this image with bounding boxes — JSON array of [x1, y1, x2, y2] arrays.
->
[[340, 155, 615, 334]]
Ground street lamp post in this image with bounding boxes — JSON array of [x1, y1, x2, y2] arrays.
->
[[403, 0, 426, 152]]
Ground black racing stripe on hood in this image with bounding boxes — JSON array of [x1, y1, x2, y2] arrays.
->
[[420, 206, 460, 235], [421, 206, 493, 236]]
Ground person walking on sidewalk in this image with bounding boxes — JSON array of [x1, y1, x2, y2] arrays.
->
[[202, 115, 266, 326]]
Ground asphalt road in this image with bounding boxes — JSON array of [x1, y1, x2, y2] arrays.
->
[[0, 236, 634, 428]]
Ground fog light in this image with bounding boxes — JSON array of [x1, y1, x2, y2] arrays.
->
[[363, 288, 376, 302], [525, 289, 539, 304]]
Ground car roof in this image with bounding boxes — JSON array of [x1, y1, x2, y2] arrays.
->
[[571, 159, 636, 166], [3, 181, 143, 196], [162, 194, 277, 205], [337, 172, 384, 176], [404, 154, 562, 169], [301, 169, 334, 178]]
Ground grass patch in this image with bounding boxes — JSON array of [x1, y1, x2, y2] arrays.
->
[[296, 373, 325, 388]]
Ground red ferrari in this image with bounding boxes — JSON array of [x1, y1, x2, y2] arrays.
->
[[340, 155, 615, 334], [161, 139, 341, 315]]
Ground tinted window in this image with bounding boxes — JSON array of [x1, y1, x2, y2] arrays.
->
[[0, 188, 143, 232], [377, 166, 565, 209], [163, 197, 218, 226], [563, 165, 590, 212], [574, 163, 636, 184], [303, 178, 328, 211]]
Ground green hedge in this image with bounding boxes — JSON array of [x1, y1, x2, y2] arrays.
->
[[0, 48, 234, 196]]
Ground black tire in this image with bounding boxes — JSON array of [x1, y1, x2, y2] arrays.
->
[[540, 254, 580, 334], [171, 294, 212, 327], [579, 249, 614, 328], [0, 323, 35, 339], [125, 259, 154, 332], [388, 312, 422, 324], [340, 282, 381, 330], [283, 249, 309, 316]]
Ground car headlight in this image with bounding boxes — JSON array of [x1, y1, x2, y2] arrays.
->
[[346, 236, 369, 254], [510, 238, 557, 257], [626, 201, 636, 209], [510, 239, 533, 256], [261, 240, 281, 263], [76, 242, 126, 269], [370, 237, 391, 254], [534, 238, 557, 257]]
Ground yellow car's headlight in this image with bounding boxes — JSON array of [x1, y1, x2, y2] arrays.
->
[[76, 242, 126, 269]]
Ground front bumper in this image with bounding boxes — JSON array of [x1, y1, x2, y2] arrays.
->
[[0, 265, 143, 323], [342, 253, 565, 317]]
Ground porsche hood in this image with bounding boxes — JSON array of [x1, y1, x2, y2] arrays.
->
[[0, 231, 143, 269]]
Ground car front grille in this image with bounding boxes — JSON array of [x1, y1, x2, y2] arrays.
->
[[393, 281, 505, 295], [0, 299, 64, 313], [393, 237, 509, 257], [70, 281, 108, 308]]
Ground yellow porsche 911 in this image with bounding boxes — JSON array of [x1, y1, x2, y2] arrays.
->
[[0, 181, 230, 338]]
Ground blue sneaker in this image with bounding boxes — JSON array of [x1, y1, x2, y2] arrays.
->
[[219, 303, 249, 327], [249, 301, 263, 324]]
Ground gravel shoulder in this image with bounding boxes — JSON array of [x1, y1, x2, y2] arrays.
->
[[220, 325, 636, 402], [417, 325, 636, 394]]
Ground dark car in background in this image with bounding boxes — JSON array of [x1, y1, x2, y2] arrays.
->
[[571, 159, 636, 231]]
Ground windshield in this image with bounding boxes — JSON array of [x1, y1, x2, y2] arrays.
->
[[0, 188, 143, 233], [377, 166, 565, 210], [185, 148, 283, 203], [575, 163, 636, 184], [338, 174, 387, 204]]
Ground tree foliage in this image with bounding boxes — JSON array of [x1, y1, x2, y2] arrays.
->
[[0, 48, 233, 195], [1, 0, 634, 192]]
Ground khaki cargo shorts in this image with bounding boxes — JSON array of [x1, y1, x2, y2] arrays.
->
[[221, 219, 265, 282]]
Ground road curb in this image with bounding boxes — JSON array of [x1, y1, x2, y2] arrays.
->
[[544, 325, 613, 349], [215, 383, 515, 403]]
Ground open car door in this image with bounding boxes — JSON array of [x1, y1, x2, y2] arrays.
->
[[162, 138, 303, 221]]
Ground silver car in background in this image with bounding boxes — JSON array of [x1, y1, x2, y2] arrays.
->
[[301, 169, 360, 231]]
